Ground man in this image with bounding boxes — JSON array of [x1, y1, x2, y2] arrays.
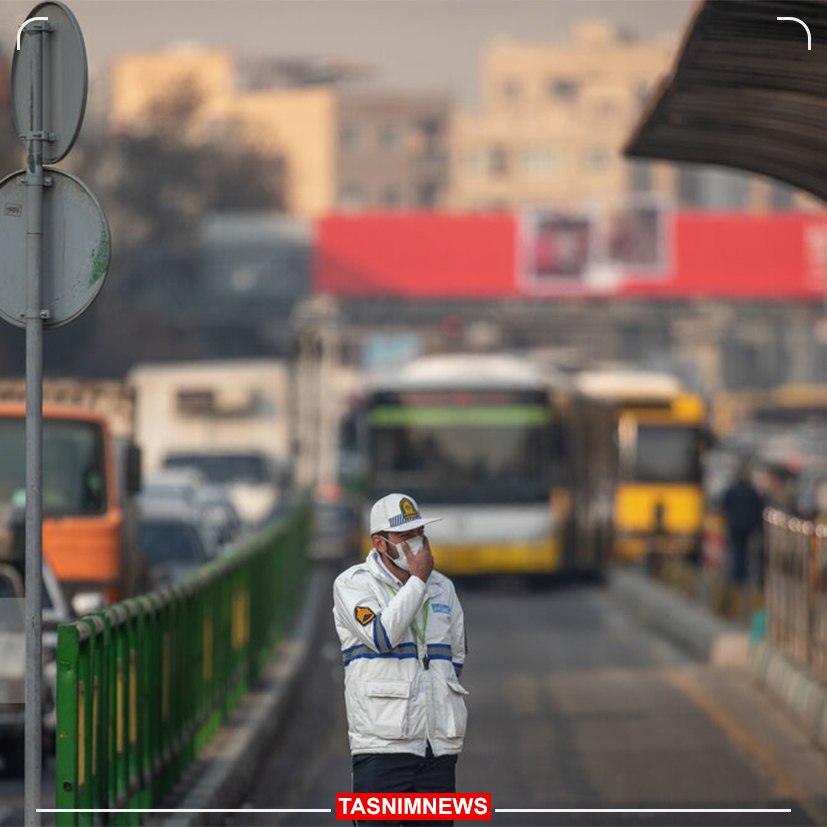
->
[[722, 462, 765, 585], [333, 492, 467, 826]]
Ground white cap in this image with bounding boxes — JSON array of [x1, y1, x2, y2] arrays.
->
[[369, 493, 442, 535]]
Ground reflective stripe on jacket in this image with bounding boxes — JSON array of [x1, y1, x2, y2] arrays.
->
[[333, 549, 467, 757]]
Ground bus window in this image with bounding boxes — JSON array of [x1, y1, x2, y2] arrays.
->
[[370, 421, 550, 504], [628, 425, 701, 484]]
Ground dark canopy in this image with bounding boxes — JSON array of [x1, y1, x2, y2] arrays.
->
[[624, 1, 827, 201]]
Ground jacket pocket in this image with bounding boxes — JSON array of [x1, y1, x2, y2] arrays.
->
[[364, 680, 412, 740], [437, 678, 469, 740]]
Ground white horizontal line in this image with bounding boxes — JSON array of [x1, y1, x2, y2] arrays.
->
[[37, 809, 332, 814], [495, 809, 794, 814]]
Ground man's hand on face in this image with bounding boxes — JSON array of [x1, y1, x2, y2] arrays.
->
[[404, 534, 434, 582]]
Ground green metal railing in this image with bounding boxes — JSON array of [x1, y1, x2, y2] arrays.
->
[[54, 497, 311, 826]]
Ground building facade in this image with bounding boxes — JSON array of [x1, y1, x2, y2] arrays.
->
[[109, 49, 451, 217], [448, 20, 815, 213]]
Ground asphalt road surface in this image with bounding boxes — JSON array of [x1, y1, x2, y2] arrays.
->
[[227, 567, 827, 827], [8, 568, 827, 827]]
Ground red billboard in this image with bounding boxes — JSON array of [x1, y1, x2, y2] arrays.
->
[[313, 210, 827, 300]]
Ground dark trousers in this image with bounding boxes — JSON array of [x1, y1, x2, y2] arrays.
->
[[351, 744, 458, 826], [728, 529, 751, 584]]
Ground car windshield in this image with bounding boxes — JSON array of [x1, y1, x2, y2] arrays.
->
[[139, 520, 206, 565], [164, 453, 269, 484]]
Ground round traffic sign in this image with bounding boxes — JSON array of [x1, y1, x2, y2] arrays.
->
[[11, 1, 88, 165], [0, 169, 110, 329]]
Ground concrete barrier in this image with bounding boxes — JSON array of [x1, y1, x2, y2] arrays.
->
[[610, 565, 827, 755], [609, 566, 749, 668]]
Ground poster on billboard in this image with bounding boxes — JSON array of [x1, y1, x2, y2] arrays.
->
[[597, 194, 669, 277], [519, 197, 669, 297], [520, 209, 595, 294]]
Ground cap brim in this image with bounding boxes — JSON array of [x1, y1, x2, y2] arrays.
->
[[405, 516, 442, 531], [373, 515, 443, 534]]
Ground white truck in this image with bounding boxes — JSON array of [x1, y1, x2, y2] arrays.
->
[[127, 359, 293, 525]]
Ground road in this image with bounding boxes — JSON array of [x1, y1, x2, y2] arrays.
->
[[0, 753, 55, 826], [7, 570, 827, 827], [229, 568, 827, 827]]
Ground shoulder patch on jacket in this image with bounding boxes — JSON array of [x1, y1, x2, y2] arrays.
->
[[354, 606, 376, 626]]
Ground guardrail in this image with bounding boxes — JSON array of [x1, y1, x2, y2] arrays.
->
[[54, 497, 312, 826], [764, 507, 827, 683]]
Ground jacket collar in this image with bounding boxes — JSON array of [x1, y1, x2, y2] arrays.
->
[[366, 548, 441, 596], [367, 548, 405, 587]]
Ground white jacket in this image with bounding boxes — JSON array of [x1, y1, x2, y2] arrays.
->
[[333, 549, 467, 756]]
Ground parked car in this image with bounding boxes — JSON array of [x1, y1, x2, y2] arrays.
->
[[0, 557, 74, 775], [195, 484, 244, 551], [163, 451, 290, 527], [308, 487, 361, 563], [138, 499, 214, 589], [142, 467, 209, 510]]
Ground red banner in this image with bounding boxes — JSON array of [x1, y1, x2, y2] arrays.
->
[[313, 211, 827, 300]]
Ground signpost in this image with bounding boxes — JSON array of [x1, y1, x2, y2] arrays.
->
[[4, 3, 108, 824]]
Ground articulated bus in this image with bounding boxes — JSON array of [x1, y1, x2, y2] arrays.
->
[[0, 404, 142, 602], [364, 354, 585, 577], [573, 370, 706, 563]]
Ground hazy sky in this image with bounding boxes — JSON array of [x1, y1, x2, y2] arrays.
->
[[0, 0, 695, 104]]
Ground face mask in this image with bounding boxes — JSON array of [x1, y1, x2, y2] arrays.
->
[[384, 535, 424, 571]]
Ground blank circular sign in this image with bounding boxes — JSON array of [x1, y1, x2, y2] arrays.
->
[[12, 1, 88, 164], [0, 169, 110, 329]]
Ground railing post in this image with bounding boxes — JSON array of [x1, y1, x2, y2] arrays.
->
[[55, 623, 79, 827]]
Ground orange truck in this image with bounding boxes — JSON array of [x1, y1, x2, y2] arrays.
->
[[0, 380, 142, 603]]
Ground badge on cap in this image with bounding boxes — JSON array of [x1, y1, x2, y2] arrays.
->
[[400, 497, 417, 520], [354, 606, 376, 626]]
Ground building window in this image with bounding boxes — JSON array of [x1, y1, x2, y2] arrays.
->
[[381, 186, 401, 207], [416, 181, 440, 209], [628, 160, 652, 192], [339, 183, 365, 210], [379, 124, 401, 151], [548, 78, 579, 102], [769, 181, 795, 210], [519, 148, 562, 176], [339, 123, 361, 150], [702, 167, 750, 210], [584, 148, 609, 169], [414, 117, 442, 158], [677, 165, 703, 208], [489, 145, 510, 176]]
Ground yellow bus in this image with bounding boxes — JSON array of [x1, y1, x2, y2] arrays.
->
[[364, 353, 595, 577], [573, 370, 706, 563]]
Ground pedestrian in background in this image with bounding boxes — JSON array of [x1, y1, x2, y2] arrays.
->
[[333, 493, 467, 826], [722, 462, 765, 586]]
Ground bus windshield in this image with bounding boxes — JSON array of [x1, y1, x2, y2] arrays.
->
[[370, 421, 550, 504], [627, 424, 701, 484], [0, 419, 107, 517]]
